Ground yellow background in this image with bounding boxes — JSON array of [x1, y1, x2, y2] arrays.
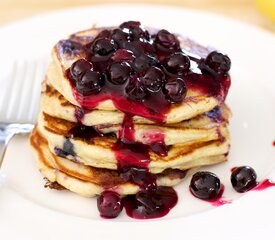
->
[[0, 0, 272, 30]]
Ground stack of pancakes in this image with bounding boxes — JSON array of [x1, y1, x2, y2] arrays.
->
[[30, 26, 231, 198]]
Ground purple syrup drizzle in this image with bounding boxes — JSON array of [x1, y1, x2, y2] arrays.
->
[[123, 187, 178, 219], [252, 179, 275, 191], [118, 114, 135, 143], [206, 185, 231, 206]]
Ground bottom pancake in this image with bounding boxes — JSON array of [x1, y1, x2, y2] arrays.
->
[[30, 128, 200, 197]]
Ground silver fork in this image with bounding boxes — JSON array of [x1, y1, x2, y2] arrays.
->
[[0, 59, 47, 169]]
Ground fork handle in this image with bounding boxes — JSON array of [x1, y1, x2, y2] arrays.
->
[[0, 131, 15, 169]]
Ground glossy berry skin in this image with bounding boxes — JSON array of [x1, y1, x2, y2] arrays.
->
[[141, 66, 165, 92], [165, 52, 190, 74], [111, 28, 131, 47], [76, 70, 103, 95], [190, 171, 221, 200], [231, 166, 258, 193], [120, 167, 157, 191], [70, 59, 93, 80], [97, 191, 123, 218], [119, 21, 149, 41], [108, 62, 131, 85], [155, 29, 179, 51], [133, 54, 158, 73], [125, 76, 147, 102], [111, 49, 135, 62], [95, 29, 112, 39], [92, 38, 117, 56], [205, 51, 231, 74], [163, 77, 187, 103], [123, 41, 144, 57]]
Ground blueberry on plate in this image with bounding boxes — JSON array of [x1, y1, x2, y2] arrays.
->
[[190, 171, 221, 200], [97, 191, 123, 218], [231, 166, 257, 193]]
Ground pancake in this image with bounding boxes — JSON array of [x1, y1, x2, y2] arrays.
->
[[37, 112, 230, 174], [46, 27, 228, 124], [30, 127, 192, 197], [40, 82, 230, 146]]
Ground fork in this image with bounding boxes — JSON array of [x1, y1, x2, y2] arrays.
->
[[0, 59, 47, 169]]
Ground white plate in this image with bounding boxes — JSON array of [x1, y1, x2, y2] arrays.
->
[[0, 4, 275, 240]]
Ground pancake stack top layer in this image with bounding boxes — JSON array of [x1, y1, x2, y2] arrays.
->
[[30, 21, 232, 219]]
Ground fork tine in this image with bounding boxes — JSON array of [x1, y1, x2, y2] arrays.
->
[[0, 61, 17, 118], [1, 59, 46, 124], [5, 60, 27, 122], [16, 60, 37, 122], [27, 59, 46, 123]]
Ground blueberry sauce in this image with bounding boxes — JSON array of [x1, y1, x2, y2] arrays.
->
[[118, 114, 135, 144], [206, 185, 231, 207], [65, 21, 231, 122], [119, 167, 157, 191], [252, 179, 275, 191], [115, 114, 168, 169], [123, 187, 178, 219], [216, 128, 225, 142], [74, 106, 93, 123], [114, 141, 151, 170], [141, 130, 165, 145]]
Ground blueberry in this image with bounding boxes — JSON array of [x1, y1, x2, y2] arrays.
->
[[141, 66, 165, 92], [70, 59, 93, 80], [111, 49, 135, 62], [108, 62, 131, 85], [111, 28, 131, 47], [58, 40, 84, 55], [132, 54, 159, 73], [119, 21, 149, 41], [76, 70, 103, 95], [135, 190, 164, 211], [91, 38, 117, 56], [119, 21, 141, 30], [95, 29, 112, 39], [163, 77, 187, 103], [97, 191, 123, 218], [205, 51, 231, 74], [155, 29, 179, 51], [231, 166, 257, 193], [123, 41, 144, 57], [205, 106, 222, 120], [164, 52, 190, 74], [190, 171, 221, 200], [120, 167, 156, 191], [125, 76, 147, 102]]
